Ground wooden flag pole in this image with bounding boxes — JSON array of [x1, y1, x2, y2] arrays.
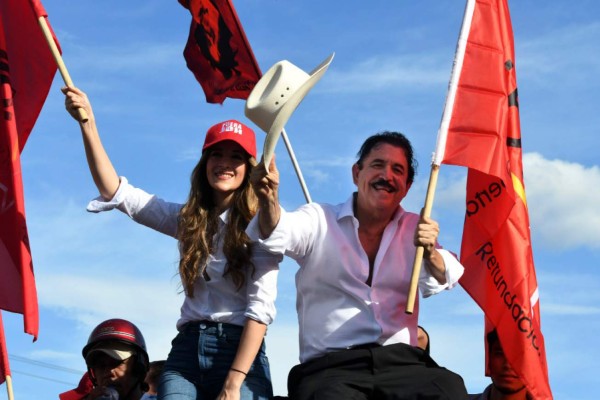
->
[[35, 16, 88, 122], [1, 311, 15, 400], [5, 375, 15, 400], [405, 0, 474, 314], [405, 164, 440, 314]]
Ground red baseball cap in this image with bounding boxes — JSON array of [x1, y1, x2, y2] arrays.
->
[[202, 119, 257, 159]]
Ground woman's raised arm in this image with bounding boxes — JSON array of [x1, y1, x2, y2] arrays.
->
[[63, 86, 120, 200]]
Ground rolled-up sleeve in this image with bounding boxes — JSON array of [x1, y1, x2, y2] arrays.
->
[[247, 205, 320, 260], [418, 248, 464, 298], [246, 207, 292, 255], [244, 245, 282, 325], [86, 176, 181, 238]]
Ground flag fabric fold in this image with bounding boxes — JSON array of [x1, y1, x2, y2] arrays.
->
[[434, 0, 552, 398], [179, 0, 261, 104], [0, 0, 59, 340]]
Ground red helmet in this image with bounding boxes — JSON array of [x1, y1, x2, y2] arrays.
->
[[82, 318, 148, 366]]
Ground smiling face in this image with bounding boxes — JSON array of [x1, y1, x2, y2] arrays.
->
[[352, 142, 412, 218], [205, 140, 249, 208]]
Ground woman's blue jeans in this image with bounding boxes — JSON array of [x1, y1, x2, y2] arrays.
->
[[158, 321, 273, 400]]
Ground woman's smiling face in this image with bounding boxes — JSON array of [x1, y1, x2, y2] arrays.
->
[[205, 140, 248, 207]]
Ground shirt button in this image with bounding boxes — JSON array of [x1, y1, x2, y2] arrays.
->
[[200, 323, 207, 329]]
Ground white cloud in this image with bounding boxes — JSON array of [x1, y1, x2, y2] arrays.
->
[[40, 272, 183, 361], [524, 153, 600, 249], [322, 53, 449, 94], [518, 22, 600, 83], [27, 197, 180, 273], [23, 191, 184, 361], [542, 304, 600, 315], [430, 153, 600, 250], [40, 274, 180, 322], [305, 168, 330, 186]]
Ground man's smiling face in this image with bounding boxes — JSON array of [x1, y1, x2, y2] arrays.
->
[[352, 142, 412, 215]]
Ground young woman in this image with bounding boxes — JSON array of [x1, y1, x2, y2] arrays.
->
[[64, 87, 280, 400]]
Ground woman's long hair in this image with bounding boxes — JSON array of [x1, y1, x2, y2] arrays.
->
[[177, 149, 257, 297]]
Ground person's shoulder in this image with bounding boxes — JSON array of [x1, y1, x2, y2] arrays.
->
[[287, 195, 351, 224], [468, 383, 492, 400], [295, 200, 336, 214], [468, 393, 486, 400], [325, 194, 354, 215]]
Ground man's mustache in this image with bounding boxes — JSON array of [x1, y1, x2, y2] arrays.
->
[[371, 179, 395, 192]]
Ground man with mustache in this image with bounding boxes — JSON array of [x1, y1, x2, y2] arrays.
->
[[250, 132, 468, 399]]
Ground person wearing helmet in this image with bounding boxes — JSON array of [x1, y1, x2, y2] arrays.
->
[[64, 88, 280, 400], [82, 319, 149, 400]]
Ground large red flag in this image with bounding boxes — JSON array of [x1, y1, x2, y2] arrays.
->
[[0, 312, 10, 385], [179, 0, 262, 104], [433, 0, 552, 398], [0, 0, 59, 340]]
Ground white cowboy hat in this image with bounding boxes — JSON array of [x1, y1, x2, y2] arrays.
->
[[245, 53, 334, 166]]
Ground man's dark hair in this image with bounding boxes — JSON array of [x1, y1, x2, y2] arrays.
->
[[487, 329, 499, 354], [355, 131, 417, 185], [146, 360, 166, 386]]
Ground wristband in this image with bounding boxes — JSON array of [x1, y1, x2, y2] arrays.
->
[[230, 367, 247, 376]]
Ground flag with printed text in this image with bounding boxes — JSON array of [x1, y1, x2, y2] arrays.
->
[[0, 0, 60, 340], [433, 0, 552, 398], [179, 0, 261, 104]]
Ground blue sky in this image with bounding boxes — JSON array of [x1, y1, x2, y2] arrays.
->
[[2, 0, 599, 399]]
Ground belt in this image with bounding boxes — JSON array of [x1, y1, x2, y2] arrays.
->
[[181, 320, 243, 333]]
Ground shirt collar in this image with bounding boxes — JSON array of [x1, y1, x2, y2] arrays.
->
[[337, 193, 356, 220], [219, 208, 229, 224]]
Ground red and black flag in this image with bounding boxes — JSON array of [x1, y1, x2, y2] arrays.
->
[[179, 0, 261, 104], [0, 0, 60, 340], [432, 0, 552, 398]]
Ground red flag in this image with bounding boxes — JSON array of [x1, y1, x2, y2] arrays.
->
[[0, 0, 59, 340], [59, 372, 94, 400], [434, 0, 552, 398], [179, 0, 261, 104], [0, 312, 10, 385]]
